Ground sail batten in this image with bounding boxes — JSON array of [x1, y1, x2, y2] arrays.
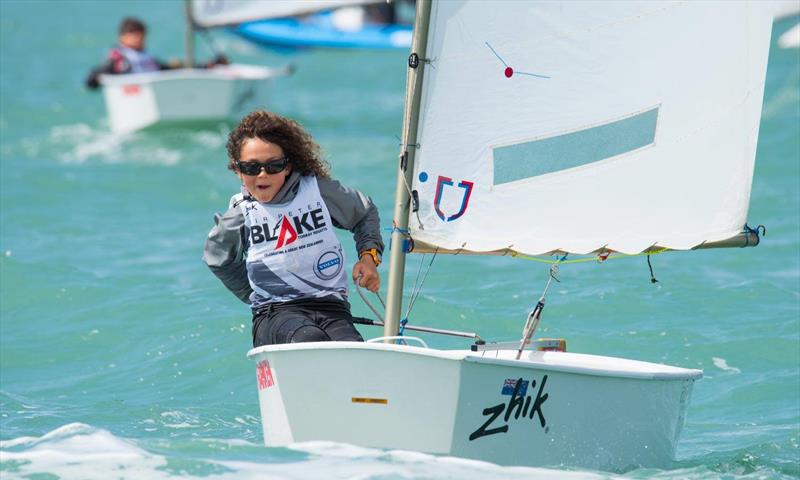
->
[[407, 1, 772, 256]]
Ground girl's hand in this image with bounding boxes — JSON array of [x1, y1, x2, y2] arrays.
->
[[352, 255, 380, 293]]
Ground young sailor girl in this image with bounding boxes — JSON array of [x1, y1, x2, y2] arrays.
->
[[204, 110, 383, 346]]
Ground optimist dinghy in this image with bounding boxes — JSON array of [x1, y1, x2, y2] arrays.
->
[[99, 0, 327, 134], [247, 0, 772, 471], [99, 64, 284, 134], [232, 10, 412, 50]]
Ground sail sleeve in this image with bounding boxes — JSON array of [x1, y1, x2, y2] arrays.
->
[[407, 1, 773, 255]]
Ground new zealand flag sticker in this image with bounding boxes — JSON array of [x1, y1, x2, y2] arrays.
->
[[501, 378, 528, 396]]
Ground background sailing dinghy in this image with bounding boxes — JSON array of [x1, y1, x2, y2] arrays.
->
[[247, 0, 773, 472], [192, 0, 411, 51], [231, 9, 412, 50], [99, 0, 310, 134], [99, 64, 284, 134]]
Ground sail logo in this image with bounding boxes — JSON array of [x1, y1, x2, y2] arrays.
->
[[245, 208, 327, 250], [314, 250, 343, 281], [468, 375, 549, 441], [423, 174, 474, 222]]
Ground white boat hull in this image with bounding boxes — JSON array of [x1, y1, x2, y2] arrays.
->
[[247, 341, 701, 471], [99, 64, 285, 134]]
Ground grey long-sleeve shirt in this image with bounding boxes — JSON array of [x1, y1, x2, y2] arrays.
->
[[203, 172, 383, 304]]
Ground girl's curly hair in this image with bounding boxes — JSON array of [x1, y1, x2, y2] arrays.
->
[[226, 110, 330, 178]]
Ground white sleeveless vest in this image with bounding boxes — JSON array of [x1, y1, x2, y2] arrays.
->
[[117, 46, 160, 73], [239, 176, 348, 304]]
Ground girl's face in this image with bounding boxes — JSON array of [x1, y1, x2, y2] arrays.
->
[[237, 138, 291, 203]]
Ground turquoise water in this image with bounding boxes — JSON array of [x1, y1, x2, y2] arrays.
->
[[1, 1, 798, 478]]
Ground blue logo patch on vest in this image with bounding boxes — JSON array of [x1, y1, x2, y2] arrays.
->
[[315, 250, 343, 281]]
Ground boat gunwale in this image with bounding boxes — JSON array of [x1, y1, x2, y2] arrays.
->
[[246, 341, 703, 381], [98, 63, 281, 86]]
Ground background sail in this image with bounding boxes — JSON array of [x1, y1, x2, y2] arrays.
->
[[190, 0, 381, 28], [408, 1, 773, 255]]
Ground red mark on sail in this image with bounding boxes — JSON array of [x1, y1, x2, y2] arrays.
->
[[486, 42, 550, 80]]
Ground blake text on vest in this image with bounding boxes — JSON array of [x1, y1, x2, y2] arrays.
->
[[246, 208, 327, 247]]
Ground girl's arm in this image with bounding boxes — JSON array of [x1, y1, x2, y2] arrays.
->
[[203, 206, 253, 303]]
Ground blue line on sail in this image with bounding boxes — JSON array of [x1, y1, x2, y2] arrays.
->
[[516, 71, 551, 79], [485, 42, 508, 67], [493, 107, 659, 185]]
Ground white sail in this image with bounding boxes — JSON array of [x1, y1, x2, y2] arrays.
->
[[768, 0, 800, 20], [190, 0, 382, 28], [407, 1, 773, 255]]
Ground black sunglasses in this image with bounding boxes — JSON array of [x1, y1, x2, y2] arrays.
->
[[236, 158, 289, 176]]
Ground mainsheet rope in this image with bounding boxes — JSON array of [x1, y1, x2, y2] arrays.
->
[[355, 276, 386, 322], [354, 247, 438, 337]]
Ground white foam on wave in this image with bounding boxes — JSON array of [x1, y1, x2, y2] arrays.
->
[[288, 440, 382, 458], [0, 423, 168, 478], [44, 123, 182, 165], [0, 423, 617, 480], [0, 436, 38, 449], [712, 357, 742, 374], [51, 123, 127, 163], [191, 130, 227, 149], [36, 122, 227, 167], [159, 410, 201, 429], [199, 438, 259, 448], [761, 68, 800, 121], [286, 441, 614, 479]]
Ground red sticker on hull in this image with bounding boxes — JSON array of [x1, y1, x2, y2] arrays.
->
[[256, 360, 274, 390]]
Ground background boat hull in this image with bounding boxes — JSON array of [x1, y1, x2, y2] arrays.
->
[[99, 65, 279, 134]]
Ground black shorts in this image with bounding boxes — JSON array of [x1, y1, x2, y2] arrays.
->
[[251, 296, 364, 347]]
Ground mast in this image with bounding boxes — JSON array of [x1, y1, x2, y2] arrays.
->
[[184, 0, 195, 68], [384, 0, 433, 338]]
